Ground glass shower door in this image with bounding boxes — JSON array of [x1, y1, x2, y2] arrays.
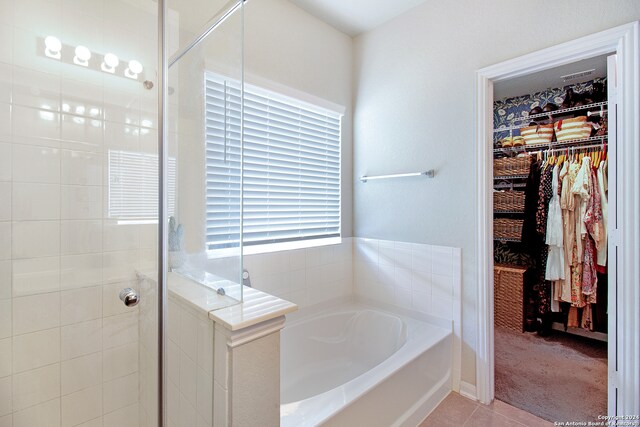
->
[[163, 0, 244, 425], [165, 0, 244, 303], [0, 1, 160, 426]]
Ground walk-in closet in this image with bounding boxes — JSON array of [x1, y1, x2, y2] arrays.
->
[[491, 54, 613, 422]]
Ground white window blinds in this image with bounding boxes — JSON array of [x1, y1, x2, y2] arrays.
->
[[205, 73, 342, 250], [108, 149, 176, 220]]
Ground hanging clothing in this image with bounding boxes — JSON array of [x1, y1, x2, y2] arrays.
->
[[596, 161, 608, 268], [582, 167, 603, 299], [536, 165, 554, 315], [536, 165, 553, 236], [521, 158, 542, 251], [558, 161, 573, 302], [571, 157, 593, 260], [545, 164, 565, 281], [568, 161, 585, 307]]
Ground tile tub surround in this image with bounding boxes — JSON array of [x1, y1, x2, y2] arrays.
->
[[241, 237, 460, 326], [240, 237, 462, 392], [242, 238, 353, 308], [353, 238, 461, 322]]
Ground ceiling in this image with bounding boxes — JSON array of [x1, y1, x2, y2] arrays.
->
[[494, 55, 609, 100], [287, 0, 429, 36]]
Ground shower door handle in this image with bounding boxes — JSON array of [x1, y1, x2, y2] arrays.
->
[[119, 288, 139, 307]]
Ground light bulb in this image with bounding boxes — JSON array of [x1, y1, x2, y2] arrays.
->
[[124, 59, 143, 79], [73, 45, 91, 66], [128, 60, 142, 74], [44, 36, 62, 59], [104, 53, 119, 67], [75, 45, 91, 61], [101, 53, 119, 73]]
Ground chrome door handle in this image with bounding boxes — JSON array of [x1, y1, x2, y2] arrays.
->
[[119, 288, 139, 307]]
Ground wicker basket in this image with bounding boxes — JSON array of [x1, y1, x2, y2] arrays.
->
[[521, 123, 554, 145], [494, 264, 527, 332], [493, 156, 530, 177], [494, 218, 524, 241], [554, 116, 593, 142], [494, 191, 525, 212]]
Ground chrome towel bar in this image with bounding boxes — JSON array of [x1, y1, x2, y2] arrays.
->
[[360, 170, 435, 183]]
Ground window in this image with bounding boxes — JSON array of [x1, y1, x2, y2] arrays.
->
[[108, 149, 176, 221], [205, 73, 342, 250]]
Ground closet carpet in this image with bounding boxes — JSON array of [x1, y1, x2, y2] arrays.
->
[[495, 326, 607, 423]]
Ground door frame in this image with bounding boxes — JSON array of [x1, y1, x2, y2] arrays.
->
[[475, 21, 640, 416]]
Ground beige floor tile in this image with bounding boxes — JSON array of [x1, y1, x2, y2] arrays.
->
[[419, 392, 478, 426], [463, 406, 526, 427], [420, 392, 553, 427], [491, 400, 554, 427]]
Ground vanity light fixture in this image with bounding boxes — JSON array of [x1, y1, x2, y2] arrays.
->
[[42, 36, 145, 82], [125, 59, 143, 79], [102, 53, 119, 73], [73, 45, 92, 66], [44, 36, 62, 59]]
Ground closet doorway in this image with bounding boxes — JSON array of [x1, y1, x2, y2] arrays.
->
[[475, 22, 640, 421], [491, 54, 610, 422]]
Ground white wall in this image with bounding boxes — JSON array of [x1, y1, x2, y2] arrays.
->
[[171, 0, 354, 268], [245, 0, 354, 240], [352, 0, 640, 387]]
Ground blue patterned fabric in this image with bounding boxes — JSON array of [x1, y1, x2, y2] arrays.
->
[[493, 78, 606, 143]]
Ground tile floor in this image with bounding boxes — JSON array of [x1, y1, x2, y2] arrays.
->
[[420, 392, 554, 427]]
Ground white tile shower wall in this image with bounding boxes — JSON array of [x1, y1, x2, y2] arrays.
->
[[166, 294, 214, 427], [242, 238, 353, 309], [353, 237, 462, 323], [0, 0, 159, 426]]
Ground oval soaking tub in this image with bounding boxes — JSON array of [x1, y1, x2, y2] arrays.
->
[[281, 303, 452, 427]]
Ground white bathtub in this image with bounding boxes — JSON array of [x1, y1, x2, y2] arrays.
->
[[280, 302, 452, 427]]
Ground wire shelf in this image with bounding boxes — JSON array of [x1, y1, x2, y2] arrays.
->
[[494, 174, 528, 180], [493, 237, 522, 243], [493, 135, 607, 154], [493, 101, 608, 133], [494, 182, 527, 189]]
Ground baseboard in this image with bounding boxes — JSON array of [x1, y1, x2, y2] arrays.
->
[[459, 381, 478, 401]]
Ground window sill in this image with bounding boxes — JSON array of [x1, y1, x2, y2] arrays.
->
[[243, 237, 342, 255], [206, 237, 342, 259]]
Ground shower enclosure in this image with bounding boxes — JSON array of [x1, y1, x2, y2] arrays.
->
[[0, 0, 245, 425], [0, 0, 161, 425], [159, 0, 246, 425]]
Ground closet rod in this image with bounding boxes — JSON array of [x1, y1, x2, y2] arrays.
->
[[539, 142, 606, 154], [360, 170, 435, 183]]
